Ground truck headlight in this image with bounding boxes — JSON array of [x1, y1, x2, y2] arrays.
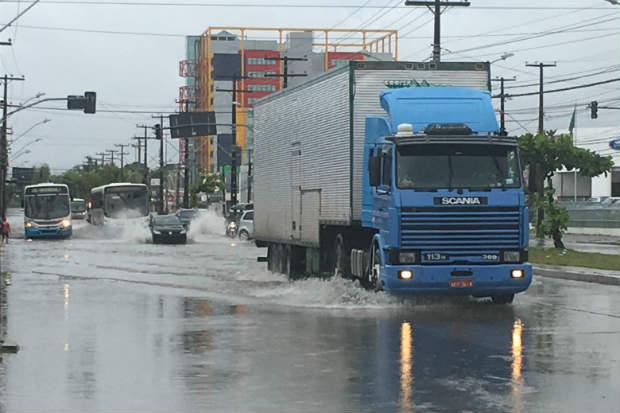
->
[[398, 270, 413, 280], [61, 219, 71, 228], [398, 251, 418, 264], [25, 221, 33, 228], [503, 250, 521, 263], [180, 229, 186, 234], [153, 230, 161, 235], [511, 269, 524, 278]]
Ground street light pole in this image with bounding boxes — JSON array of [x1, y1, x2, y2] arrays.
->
[[1, 74, 25, 216]]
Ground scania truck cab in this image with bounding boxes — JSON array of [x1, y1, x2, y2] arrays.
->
[[353, 87, 532, 303]]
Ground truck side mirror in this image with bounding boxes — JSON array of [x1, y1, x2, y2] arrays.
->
[[368, 156, 381, 187]]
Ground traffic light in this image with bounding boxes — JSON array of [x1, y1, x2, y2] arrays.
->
[[84, 91, 96, 114], [154, 124, 162, 140], [590, 100, 598, 119]]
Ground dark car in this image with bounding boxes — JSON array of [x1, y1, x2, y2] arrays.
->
[[151, 214, 187, 244], [175, 208, 200, 230]]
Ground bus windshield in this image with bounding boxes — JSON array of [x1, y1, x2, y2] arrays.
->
[[104, 186, 148, 218], [71, 200, 86, 212], [396, 144, 521, 190], [25, 194, 70, 219]]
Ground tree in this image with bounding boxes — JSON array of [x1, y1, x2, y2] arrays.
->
[[518, 130, 613, 247], [189, 172, 224, 207], [51, 163, 143, 200]]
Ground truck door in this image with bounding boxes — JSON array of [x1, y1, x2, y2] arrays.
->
[[290, 142, 302, 239]]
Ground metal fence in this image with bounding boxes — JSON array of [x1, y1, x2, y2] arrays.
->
[[559, 200, 620, 228]]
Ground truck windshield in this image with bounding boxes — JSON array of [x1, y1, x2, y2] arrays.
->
[[396, 144, 521, 190], [25, 195, 70, 219], [104, 187, 148, 218]]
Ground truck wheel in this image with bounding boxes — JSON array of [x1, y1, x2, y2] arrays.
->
[[491, 293, 515, 304], [267, 244, 274, 271], [280, 245, 290, 276], [333, 233, 350, 278], [363, 242, 380, 291]]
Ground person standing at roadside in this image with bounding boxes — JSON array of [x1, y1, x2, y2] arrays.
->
[[1, 216, 10, 244]]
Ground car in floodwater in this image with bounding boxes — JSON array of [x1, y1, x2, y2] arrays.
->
[[151, 214, 187, 244], [238, 210, 254, 241], [175, 208, 200, 230]]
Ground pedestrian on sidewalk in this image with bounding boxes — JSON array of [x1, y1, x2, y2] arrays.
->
[[1, 216, 10, 244]]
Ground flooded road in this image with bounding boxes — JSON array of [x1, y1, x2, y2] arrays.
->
[[1, 210, 619, 412]]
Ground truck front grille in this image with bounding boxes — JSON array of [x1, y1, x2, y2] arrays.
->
[[400, 206, 521, 263]]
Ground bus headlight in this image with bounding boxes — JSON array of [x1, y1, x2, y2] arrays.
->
[[25, 221, 33, 228], [61, 219, 71, 228]]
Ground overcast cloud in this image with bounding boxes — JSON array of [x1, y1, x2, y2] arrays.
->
[[1, 0, 618, 173]]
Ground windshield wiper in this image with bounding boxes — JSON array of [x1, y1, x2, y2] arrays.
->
[[492, 156, 506, 189]]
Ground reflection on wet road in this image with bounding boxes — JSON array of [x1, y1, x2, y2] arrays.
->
[[0, 210, 618, 412]]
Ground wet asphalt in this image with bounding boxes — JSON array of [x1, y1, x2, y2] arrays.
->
[[0, 210, 618, 412]]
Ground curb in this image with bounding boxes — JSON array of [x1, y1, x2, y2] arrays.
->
[[533, 265, 620, 286]]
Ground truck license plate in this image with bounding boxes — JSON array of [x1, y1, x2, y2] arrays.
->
[[449, 279, 473, 288]]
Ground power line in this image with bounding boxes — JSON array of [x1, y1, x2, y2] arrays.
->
[[505, 66, 620, 89], [0, 1, 614, 9], [499, 78, 620, 99], [450, 15, 618, 55]]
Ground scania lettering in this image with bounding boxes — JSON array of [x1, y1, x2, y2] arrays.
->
[[23, 183, 72, 239], [252, 61, 531, 303]]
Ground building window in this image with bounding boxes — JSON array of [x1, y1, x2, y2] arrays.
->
[[248, 71, 277, 78], [248, 58, 276, 65], [248, 98, 259, 105], [248, 84, 276, 92]]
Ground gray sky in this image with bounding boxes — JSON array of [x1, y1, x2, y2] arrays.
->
[[1, 0, 618, 174]]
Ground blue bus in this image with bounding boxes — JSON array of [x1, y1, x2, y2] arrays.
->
[[24, 183, 72, 239]]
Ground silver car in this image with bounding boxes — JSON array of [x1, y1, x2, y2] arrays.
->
[[238, 210, 254, 241]]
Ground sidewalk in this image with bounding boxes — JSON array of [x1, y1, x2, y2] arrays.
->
[[530, 232, 619, 255], [533, 264, 620, 286]]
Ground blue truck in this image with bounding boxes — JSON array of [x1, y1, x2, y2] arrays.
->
[[253, 61, 531, 303]]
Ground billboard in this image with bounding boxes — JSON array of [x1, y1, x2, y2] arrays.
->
[[11, 167, 35, 183], [169, 112, 217, 139], [212, 53, 242, 80]]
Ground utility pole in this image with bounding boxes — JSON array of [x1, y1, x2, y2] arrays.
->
[[96, 152, 106, 166], [404, 1, 471, 63], [526, 61, 556, 133], [106, 149, 119, 166], [525, 61, 556, 239], [114, 143, 129, 180], [0, 74, 25, 216], [265, 55, 308, 88], [217, 76, 251, 207], [131, 139, 142, 165], [137, 124, 150, 182], [154, 121, 165, 214], [491, 76, 516, 136], [247, 149, 252, 203], [182, 102, 191, 209]]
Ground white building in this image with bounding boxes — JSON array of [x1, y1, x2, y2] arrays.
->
[[552, 127, 620, 200]]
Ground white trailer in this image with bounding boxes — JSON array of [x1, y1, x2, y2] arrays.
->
[[252, 61, 491, 276]]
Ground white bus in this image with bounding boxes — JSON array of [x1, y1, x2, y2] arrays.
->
[[24, 183, 72, 238], [89, 183, 149, 225]]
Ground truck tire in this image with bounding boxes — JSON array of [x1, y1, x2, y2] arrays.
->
[[333, 233, 350, 278], [363, 242, 380, 291], [267, 244, 275, 272]]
